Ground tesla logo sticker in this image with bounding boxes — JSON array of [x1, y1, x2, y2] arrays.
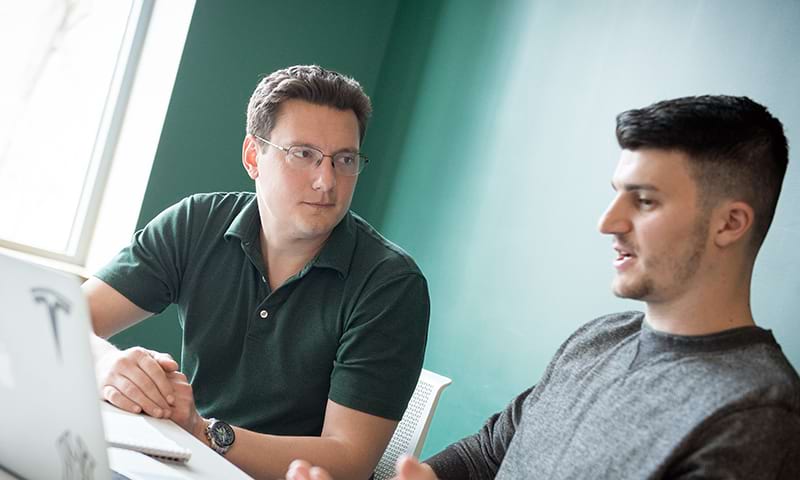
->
[[31, 287, 72, 361], [57, 430, 96, 480]]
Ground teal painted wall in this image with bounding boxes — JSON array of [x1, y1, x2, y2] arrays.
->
[[359, 0, 800, 458], [111, 0, 800, 463]]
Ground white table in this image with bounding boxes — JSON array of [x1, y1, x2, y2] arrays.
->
[[0, 403, 252, 480], [102, 402, 252, 479]]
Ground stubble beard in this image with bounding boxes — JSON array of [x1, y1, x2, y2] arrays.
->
[[613, 213, 709, 302]]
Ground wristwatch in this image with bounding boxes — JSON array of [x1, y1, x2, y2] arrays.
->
[[205, 418, 235, 455]]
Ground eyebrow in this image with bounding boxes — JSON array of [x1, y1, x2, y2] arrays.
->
[[610, 181, 660, 192], [290, 140, 359, 154]]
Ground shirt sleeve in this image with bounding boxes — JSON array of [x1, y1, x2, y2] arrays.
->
[[328, 270, 430, 420], [93, 197, 194, 314], [667, 405, 800, 479], [423, 319, 592, 479], [425, 386, 534, 479]]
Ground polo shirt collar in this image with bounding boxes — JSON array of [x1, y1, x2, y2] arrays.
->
[[224, 195, 261, 244], [313, 211, 356, 278], [223, 196, 356, 278]]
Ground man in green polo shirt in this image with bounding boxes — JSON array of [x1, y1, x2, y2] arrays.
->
[[83, 65, 430, 479]]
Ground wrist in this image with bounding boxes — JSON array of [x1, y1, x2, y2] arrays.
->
[[204, 418, 236, 456], [192, 416, 210, 444], [419, 463, 438, 479]]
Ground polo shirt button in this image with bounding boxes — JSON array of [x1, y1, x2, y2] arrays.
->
[[259, 309, 269, 319]]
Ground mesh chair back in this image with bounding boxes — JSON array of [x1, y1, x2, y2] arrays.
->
[[373, 369, 452, 480]]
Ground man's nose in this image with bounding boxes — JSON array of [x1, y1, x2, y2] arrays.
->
[[598, 195, 631, 235], [312, 156, 337, 192]]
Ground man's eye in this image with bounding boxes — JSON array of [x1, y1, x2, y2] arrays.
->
[[337, 154, 356, 165], [638, 197, 655, 207], [292, 147, 316, 159]]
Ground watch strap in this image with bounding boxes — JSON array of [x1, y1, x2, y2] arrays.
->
[[205, 418, 234, 456]]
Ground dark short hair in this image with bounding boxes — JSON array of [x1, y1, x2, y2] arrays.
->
[[616, 95, 788, 250], [246, 65, 372, 144]]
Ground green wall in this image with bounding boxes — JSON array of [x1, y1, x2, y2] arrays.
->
[[113, 0, 800, 462], [365, 0, 800, 458]]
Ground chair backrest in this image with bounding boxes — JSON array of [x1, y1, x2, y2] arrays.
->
[[373, 369, 452, 480]]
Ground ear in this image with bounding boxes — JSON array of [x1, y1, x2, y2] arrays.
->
[[242, 135, 260, 180], [712, 200, 754, 248]]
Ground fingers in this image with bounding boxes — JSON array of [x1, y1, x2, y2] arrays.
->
[[395, 456, 438, 480], [137, 353, 176, 405], [102, 385, 142, 414], [285, 460, 333, 480], [286, 459, 312, 480], [104, 371, 170, 418], [99, 347, 175, 418], [308, 467, 333, 480], [146, 349, 179, 372]]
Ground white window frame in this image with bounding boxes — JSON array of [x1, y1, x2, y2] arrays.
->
[[0, 0, 196, 279]]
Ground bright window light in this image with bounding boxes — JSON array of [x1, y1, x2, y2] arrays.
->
[[0, 0, 151, 263]]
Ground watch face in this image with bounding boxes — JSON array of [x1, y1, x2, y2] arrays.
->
[[211, 421, 235, 447]]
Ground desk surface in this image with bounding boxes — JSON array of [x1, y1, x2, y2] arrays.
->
[[0, 403, 252, 480], [106, 403, 253, 480]]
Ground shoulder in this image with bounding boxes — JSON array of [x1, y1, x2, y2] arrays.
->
[[178, 192, 254, 216], [561, 311, 644, 354], [348, 212, 424, 278], [533, 311, 643, 384], [697, 340, 800, 409], [148, 192, 254, 228], [149, 192, 253, 218]]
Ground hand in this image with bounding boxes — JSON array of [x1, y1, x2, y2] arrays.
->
[[166, 370, 206, 442], [393, 456, 438, 480], [284, 459, 333, 480], [96, 346, 179, 418], [283, 456, 438, 480]]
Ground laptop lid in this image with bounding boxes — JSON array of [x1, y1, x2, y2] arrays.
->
[[0, 252, 112, 480]]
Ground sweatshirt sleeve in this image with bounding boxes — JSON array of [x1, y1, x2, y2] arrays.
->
[[424, 386, 534, 479], [667, 405, 800, 479]]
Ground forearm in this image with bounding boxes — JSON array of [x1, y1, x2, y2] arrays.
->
[[90, 333, 120, 361], [217, 429, 379, 480], [425, 433, 494, 480], [427, 386, 534, 479], [189, 401, 395, 480], [424, 446, 471, 480], [83, 276, 153, 337]]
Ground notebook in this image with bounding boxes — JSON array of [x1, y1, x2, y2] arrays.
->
[[103, 409, 192, 463], [0, 251, 189, 480]]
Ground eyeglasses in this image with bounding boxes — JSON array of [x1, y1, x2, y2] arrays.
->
[[253, 134, 369, 176]]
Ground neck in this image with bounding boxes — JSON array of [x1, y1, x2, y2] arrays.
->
[[644, 274, 755, 336], [259, 230, 329, 290]]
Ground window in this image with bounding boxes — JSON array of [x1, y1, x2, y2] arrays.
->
[[0, 0, 194, 274], [0, 0, 152, 263]]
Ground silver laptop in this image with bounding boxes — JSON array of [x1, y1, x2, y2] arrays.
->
[[0, 252, 184, 480]]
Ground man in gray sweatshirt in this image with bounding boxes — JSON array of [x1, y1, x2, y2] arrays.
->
[[286, 96, 800, 479]]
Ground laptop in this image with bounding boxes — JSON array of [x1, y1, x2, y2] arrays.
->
[[0, 252, 187, 480]]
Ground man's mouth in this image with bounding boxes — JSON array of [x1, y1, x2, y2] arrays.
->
[[613, 245, 636, 269]]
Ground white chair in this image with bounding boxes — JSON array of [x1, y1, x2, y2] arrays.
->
[[373, 369, 452, 480]]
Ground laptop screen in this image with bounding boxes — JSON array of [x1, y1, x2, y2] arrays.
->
[[0, 252, 112, 480]]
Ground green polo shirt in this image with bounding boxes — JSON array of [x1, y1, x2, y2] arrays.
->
[[95, 192, 429, 435]]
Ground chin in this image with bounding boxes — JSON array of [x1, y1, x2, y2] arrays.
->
[[612, 278, 652, 300], [295, 220, 337, 238]]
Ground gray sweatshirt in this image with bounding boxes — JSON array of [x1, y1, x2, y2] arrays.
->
[[427, 311, 800, 479]]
